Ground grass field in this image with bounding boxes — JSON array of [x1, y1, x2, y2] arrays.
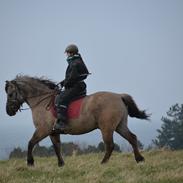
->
[[0, 150, 183, 183]]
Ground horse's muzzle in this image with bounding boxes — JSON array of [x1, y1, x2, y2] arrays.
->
[[6, 102, 20, 116]]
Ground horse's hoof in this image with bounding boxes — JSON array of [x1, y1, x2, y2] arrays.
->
[[27, 159, 34, 166], [101, 159, 108, 164], [136, 156, 145, 163], [58, 161, 65, 167]]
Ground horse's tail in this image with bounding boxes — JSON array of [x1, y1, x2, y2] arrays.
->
[[121, 94, 150, 120]]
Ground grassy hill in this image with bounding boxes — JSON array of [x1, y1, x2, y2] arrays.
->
[[0, 150, 183, 183]]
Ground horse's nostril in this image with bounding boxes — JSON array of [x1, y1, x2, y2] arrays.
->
[[6, 102, 19, 116]]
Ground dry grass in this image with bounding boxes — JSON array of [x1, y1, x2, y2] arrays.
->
[[0, 150, 183, 183]]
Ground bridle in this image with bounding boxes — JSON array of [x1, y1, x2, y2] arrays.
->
[[6, 81, 60, 112]]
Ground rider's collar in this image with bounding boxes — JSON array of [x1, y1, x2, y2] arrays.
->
[[67, 54, 81, 64]]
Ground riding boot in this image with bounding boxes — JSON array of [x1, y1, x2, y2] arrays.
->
[[54, 106, 67, 131]]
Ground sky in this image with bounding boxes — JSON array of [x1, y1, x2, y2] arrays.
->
[[0, 0, 183, 159]]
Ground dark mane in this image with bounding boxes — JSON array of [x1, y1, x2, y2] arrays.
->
[[15, 75, 59, 90], [38, 78, 58, 90]]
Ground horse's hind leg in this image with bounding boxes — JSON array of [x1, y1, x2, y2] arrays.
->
[[27, 129, 48, 166], [100, 129, 114, 164], [116, 123, 144, 163], [49, 134, 65, 167]]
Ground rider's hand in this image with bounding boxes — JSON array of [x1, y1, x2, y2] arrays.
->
[[60, 80, 65, 87]]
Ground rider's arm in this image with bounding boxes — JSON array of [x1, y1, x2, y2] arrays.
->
[[64, 62, 79, 87]]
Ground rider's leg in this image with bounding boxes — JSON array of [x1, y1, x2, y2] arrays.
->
[[54, 82, 87, 130], [54, 91, 68, 130]]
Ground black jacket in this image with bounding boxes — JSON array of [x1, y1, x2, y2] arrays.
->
[[62, 54, 89, 88]]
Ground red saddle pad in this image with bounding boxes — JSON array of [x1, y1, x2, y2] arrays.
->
[[50, 96, 84, 119]]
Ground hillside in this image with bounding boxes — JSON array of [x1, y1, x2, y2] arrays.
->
[[0, 150, 183, 183]]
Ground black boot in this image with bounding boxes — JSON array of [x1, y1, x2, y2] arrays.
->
[[54, 106, 67, 131]]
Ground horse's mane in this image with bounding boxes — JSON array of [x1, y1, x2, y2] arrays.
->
[[15, 75, 58, 90]]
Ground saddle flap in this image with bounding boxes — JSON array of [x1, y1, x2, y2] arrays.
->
[[67, 97, 84, 119], [50, 96, 85, 119]]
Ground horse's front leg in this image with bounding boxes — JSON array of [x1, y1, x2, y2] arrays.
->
[[27, 129, 48, 166]]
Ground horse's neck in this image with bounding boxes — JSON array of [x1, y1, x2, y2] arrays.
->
[[27, 95, 51, 108], [23, 85, 53, 108], [26, 92, 53, 109]]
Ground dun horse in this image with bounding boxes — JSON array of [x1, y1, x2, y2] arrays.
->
[[5, 75, 149, 166]]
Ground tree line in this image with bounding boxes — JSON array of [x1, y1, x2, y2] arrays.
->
[[9, 142, 122, 159]]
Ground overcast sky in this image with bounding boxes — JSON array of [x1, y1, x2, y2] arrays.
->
[[0, 0, 183, 159]]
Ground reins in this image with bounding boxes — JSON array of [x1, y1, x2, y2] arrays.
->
[[19, 90, 59, 111], [8, 78, 62, 112]]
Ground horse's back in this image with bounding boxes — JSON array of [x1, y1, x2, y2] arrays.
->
[[64, 91, 128, 135], [83, 92, 128, 130], [82, 91, 127, 121], [85, 91, 124, 108]]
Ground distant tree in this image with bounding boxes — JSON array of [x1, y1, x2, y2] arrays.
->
[[9, 147, 26, 159], [61, 142, 80, 156], [114, 143, 121, 152], [153, 104, 183, 150], [33, 144, 54, 157], [97, 142, 105, 152], [97, 141, 121, 152], [145, 142, 157, 151], [137, 140, 144, 150], [47, 145, 56, 156], [82, 145, 98, 154], [9, 144, 54, 159]]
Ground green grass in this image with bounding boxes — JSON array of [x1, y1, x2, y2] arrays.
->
[[0, 150, 183, 183]]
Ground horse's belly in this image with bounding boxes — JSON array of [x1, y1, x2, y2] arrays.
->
[[66, 126, 97, 135], [65, 117, 97, 135]]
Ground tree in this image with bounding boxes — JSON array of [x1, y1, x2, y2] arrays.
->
[[82, 145, 98, 154], [153, 104, 183, 150], [137, 140, 144, 150], [97, 142, 121, 152], [97, 142, 105, 152], [114, 143, 121, 152], [33, 144, 54, 157], [9, 147, 26, 158], [61, 142, 80, 156]]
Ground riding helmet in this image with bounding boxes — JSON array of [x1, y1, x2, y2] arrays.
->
[[65, 44, 79, 54]]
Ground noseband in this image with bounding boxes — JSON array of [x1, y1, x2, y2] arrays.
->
[[6, 83, 25, 112]]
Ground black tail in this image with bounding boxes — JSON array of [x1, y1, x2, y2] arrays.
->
[[121, 94, 150, 120]]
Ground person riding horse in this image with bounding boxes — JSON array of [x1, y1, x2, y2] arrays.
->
[[54, 44, 90, 131]]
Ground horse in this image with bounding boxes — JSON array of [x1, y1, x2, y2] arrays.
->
[[5, 75, 150, 167]]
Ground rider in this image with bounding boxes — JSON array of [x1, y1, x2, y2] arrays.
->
[[54, 44, 90, 131]]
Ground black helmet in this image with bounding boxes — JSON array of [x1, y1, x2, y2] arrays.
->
[[65, 44, 79, 54]]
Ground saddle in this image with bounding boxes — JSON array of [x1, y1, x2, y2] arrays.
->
[[50, 93, 86, 119]]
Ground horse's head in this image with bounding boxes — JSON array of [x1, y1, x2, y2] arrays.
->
[[5, 80, 25, 116], [5, 75, 59, 116]]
